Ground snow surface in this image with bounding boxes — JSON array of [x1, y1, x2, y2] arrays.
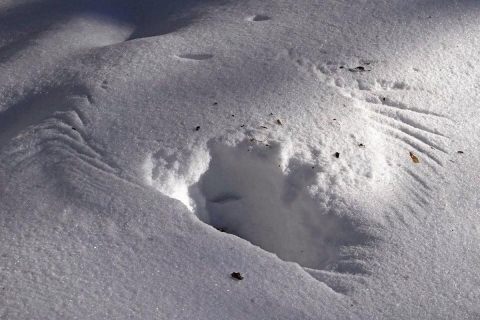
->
[[1, 0, 479, 318]]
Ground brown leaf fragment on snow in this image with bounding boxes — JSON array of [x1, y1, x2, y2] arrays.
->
[[276, 119, 283, 125], [409, 152, 420, 163], [359, 143, 365, 147], [231, 272, 244, 280], [457, 151, 464, 154]]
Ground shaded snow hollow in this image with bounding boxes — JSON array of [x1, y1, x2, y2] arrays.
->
[[145, 136, 373, 273]]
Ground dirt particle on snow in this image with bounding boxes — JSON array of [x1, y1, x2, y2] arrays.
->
[[231, 272, 244, 280], [349, 66, 370, 72], [409, 152, 420, 163]]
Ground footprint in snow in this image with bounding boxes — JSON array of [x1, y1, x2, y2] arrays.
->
[[177, 54, 214, 61]]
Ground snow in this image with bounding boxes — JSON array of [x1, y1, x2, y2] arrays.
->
[[1, 0, 479, 318]]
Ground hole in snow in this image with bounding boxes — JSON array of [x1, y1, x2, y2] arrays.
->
[[249, 15, 272, 22], [145, 139, 374, 273], [188, 140, 373, 273]]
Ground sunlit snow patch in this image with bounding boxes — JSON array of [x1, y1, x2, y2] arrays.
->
[[144, 147, 210, 211]]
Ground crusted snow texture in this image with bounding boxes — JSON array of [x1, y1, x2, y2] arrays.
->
[[1, 0, 479, 319]]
